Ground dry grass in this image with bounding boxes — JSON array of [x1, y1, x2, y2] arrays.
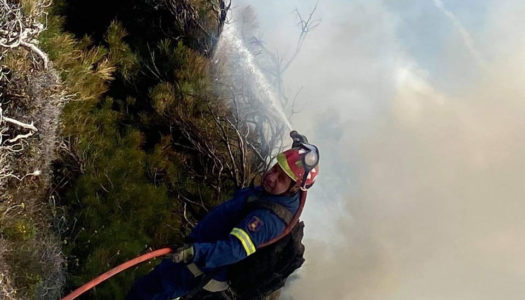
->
[[0, 238, 17, 300], [0, 70, 66, 300], [0, 62, 67, 298], [1, 2, 68, 298]]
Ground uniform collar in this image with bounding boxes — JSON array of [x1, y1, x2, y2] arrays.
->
[[256, 187, 299, 204]]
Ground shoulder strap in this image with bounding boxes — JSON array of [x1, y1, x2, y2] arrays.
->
[[243, 191, 306, 249], [244, 195, 293, 225], [246, 200, 293, 225]]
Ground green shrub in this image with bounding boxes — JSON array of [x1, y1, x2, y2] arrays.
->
[[2, 218, 35, 242], [43, 1, 245, 298]]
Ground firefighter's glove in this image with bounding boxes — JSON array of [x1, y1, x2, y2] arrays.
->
[[171, 244, 194, 264]]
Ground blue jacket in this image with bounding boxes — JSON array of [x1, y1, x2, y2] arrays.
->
[[127, 186, 300, 300], [190, 186, 300, 272]]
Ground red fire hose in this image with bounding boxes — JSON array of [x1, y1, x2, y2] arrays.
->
[[61, 247, 173, 300], [258, 190, 306, 248], [61, 192, 307, 299]]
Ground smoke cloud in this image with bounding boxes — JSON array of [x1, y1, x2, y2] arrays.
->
[[234, 0, 525, 299], [432, 0, 486, 68]]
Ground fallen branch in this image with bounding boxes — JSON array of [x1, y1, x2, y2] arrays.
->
[[1, 115, 37, 131], [6, 130, 33, 143], [20, 39, 49, 69], [0, 0, 50, 69]]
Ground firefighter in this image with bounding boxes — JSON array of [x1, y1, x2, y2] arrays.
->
[[127, 133, 319, 300]]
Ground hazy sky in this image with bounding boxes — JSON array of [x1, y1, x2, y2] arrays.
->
[[230, 1, 525, 299]]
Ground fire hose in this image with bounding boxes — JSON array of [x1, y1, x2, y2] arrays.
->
[[61, 247, 173, 300], [61, 192, 307, 300], [61, 131, 316, 299]]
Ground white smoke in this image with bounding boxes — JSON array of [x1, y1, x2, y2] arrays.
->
[[234, 0, 525, 299], [431, 0, 486, 68]]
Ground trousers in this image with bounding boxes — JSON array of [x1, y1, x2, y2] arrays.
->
[[127, 259, 198, 300]]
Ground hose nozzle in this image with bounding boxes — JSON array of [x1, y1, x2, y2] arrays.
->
[[290, 130, 309, 148]]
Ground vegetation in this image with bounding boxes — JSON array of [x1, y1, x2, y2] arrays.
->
[[1, 0, 66, 298], [2, 0, 309, 298], [39, 0, 264, 298]]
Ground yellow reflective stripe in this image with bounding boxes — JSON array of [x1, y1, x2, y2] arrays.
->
[[230, 227, 256, 256], [277, 153, 298, 181]]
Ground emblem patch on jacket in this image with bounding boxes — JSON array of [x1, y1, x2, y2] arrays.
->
[[247, 216, 263, 232]]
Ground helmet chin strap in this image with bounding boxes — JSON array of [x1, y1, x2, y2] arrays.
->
[[276, 182, 299, 196], [267, 180, 299, 196]]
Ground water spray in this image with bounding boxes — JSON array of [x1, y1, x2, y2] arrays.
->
[[218, 16, 293, 130]]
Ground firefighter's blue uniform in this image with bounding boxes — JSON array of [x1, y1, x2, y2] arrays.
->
[[127, 186, 300, 300]]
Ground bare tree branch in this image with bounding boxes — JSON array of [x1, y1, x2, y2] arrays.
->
[[282, 1, 320, 72], [0, 104, 39, 187], [1, 107, 38, 131], [0, 0, 51, 68], [183, 202, 196, 228], [6, 130, 33, 143], [241, 2, 319, 123]]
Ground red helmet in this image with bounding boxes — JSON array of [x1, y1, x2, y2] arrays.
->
[[277, 147, 320, 189]]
